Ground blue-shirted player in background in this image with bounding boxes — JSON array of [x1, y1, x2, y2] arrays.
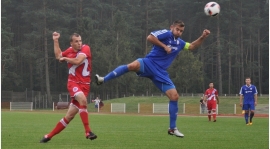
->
[[239, 77, 258, 125], [95, 20, 210, 137]]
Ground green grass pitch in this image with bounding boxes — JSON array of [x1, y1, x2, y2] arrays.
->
[[1, 111, 269, 149]]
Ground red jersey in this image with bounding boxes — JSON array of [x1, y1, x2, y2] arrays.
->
[[204, 88, 218, 101], [61, 44, 92, 84]]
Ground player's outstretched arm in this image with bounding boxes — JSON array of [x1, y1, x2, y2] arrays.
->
[[53, 32, 62, 60], [60, 54, 86, 65], [147, 35, 172, 54], [188, 29, 210, 50]]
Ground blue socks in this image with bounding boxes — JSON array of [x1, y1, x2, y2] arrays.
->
[[244, 113, 249, 124], [104, 65, 129, 82], [169, 100, 178, 129]]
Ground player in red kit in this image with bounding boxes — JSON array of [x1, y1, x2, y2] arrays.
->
[[203, 82, 219, 122], [40, 32, 97, 143]]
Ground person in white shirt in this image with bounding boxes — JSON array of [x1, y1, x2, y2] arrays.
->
[[92, 97, 100, 109]]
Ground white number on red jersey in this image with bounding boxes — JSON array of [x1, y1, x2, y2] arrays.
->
[[69, 58, 90, 77]]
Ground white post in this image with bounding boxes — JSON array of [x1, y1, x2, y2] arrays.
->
[[183, 103, 185, 114], [53, 102, 55, 111], [111, 103, 112, 113], [42, 96, 44, 109], [124, 103, 126, 113], [225, 94, 226, 97], [200, 105, 202, 114], [10, 102, 11, 111], [133, 94, 134, 97], [152, 94, 153, 97], [98, 103, 100, 113], [138, 103, 140, 113], [153, 103, 155, 114], [45, 96, 47, 109], [31, 102, 33, 111], [234, 104, 236, 114], [216, 104, 219, 115], [35, 96, 36, 109]]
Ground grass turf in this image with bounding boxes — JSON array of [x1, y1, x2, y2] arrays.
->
[[1, 111, 269, 149]]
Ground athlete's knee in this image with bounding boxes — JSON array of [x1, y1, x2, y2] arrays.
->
[[171, 93, 179, 101], [127, 60, 140, 71], [75, 93, 87, 106], [212, 110, 216, 113], [250, 110, 255, 114]]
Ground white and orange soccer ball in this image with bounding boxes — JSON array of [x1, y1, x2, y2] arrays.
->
[[204, 2, 220, 17]]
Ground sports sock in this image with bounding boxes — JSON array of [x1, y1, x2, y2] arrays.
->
[[169, 100, 178, 129], [208, 111, 211, 121], [250, 112, 254, 122], [104, 65, 129, 82], [212, 110, 216, 120], [47, 117, 69, 138], [244, 112, 249, 124], [79, 105, 91, 133]]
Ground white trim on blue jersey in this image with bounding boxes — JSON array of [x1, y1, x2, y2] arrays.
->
[[151, 29, 169, 37], [254, 86, 258, 95], [239, 87, 243, 95]]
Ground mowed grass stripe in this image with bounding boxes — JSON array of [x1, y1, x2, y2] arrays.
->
[[1, 111, 269, 149]]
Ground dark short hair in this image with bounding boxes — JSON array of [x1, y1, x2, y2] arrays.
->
[[172, 20, 185, 27], [245, 77, 251, 80], [70, 33, 81, 42]]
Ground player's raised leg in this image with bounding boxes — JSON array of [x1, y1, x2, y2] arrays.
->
[[75, 92, 97, 140], [95, 60, 140, 85], [40, 105, 78, 143], [165, 88, 184, 138]]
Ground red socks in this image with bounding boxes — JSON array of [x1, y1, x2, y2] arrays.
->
[[213, 112, 216, 120], [47, 117, 69, 138], [79, 105, 91, 133]]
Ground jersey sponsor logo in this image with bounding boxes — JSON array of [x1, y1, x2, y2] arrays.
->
[[73, 87, 78, 92], [113, 71, 117, 76], [167, 45, 178, 51]]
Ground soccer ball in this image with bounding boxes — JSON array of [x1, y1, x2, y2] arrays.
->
[[204, 2, 220, 16]]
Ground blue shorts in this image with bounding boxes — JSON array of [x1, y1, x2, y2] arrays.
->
[[242, 104, 255, 110], [136, 58, 175, 93], [95, 105, 98, 108]]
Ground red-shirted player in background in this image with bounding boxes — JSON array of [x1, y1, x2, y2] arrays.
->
[[40, 32, 97, 143], [203, 82, 219, 122]]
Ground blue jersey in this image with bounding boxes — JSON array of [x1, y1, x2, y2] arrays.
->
[[146, 29, 189, 70], [239, 84, 258, 104]]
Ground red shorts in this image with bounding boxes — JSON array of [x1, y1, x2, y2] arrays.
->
[[207, 100, 217, 110], [67, 81, 90, 109]]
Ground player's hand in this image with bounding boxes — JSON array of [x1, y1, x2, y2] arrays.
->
[[254, 102, 257, 106], [201, 29, 210, 38], [239, 103, 242, 107], [164, 46, 172, 54], [52, 32, 60, 41], [59, 57, 65, 62]]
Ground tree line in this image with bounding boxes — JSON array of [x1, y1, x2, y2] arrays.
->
[[1, 0, 269, 103]]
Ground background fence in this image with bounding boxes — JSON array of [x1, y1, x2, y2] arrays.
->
[[2, 90, 269, 114]]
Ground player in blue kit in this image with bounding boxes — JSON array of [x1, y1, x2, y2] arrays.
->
[[95, 20, 210, 137], [239, 77, 258, 125]]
